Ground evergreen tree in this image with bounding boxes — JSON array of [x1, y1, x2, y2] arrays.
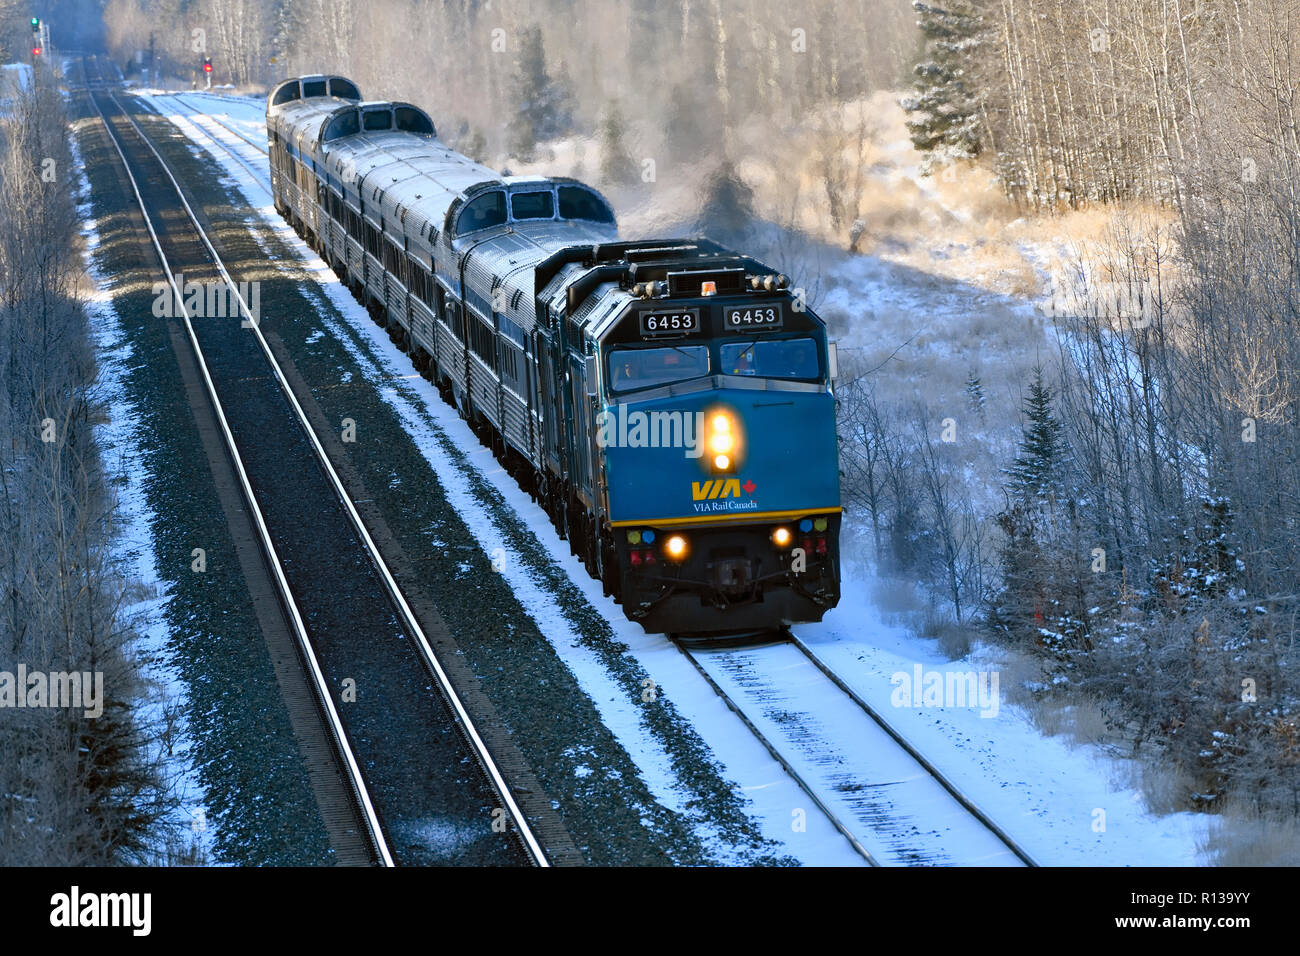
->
[[993, 367, 1094, 658], [1005, 366, 1065, 506], [902, 1, 985, 158], [506, 25, 573, 162], [699, 159, 755, 243], [1153, 496, 1244, 604], [965, 370, 986, 424], [599, 100, 637, 186]]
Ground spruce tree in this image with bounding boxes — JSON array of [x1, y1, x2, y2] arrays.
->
[[1005, 366, 1065, 506], [506, 25, 573, 162], [699, 159, 755, 242], [903, 1, 985, 158], [965, 370, 986, 424], [993, 367, 1091, 658], [599, 100, 637, 186]]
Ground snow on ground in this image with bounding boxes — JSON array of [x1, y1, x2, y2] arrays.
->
[[805, 559, 1210, 865], [147, 91, 1212, 865], [143, 91, 864, 865], [72, 126, 216, 861]]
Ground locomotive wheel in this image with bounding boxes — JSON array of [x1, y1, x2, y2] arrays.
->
[[598, 534, 622, 601], [582, 516, 600, 578], [535, 470, 549, 509]]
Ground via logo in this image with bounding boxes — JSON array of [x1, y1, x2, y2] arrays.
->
[[691, 478, 756, 501]]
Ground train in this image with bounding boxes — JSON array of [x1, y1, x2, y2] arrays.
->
[[266, 75, 842, 636]]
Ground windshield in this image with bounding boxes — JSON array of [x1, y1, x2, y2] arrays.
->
[[609, 345, 710, 393], [720, 337, 820, 379], [511, 191, 555, 220]]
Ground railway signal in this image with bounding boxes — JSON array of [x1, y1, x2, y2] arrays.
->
[[31, 45, 41, 57], [30, 17, 39, 33], [202, 55, 212, 88]]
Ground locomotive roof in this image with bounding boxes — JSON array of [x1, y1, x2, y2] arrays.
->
[[271, 98, 345, 146], [324, 133, 494, 208], [461, 221, 619, 334], [267, 74, 361, 113]]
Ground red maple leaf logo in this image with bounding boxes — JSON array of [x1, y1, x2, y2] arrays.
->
[[742, 479, 757, 495]]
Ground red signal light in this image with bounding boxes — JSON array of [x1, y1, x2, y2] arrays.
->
[[31, 46, 41, 57], [202, 58, 212, 73]]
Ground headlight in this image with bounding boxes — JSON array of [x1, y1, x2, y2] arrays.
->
[[706, 409, 741, 473], [665, 534, 688, 561], [772, 526, 792, 548]]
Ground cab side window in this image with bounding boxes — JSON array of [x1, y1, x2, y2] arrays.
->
[[557, 186, 615, 224], [455, 191, 507, 235]]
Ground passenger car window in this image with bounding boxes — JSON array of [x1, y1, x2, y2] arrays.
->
[[609, 346, 710, 393], [456, 191, 507, 234], [720, 337, 820, 379], [557, 186, 615, 223], [511, 191, 555, 220]]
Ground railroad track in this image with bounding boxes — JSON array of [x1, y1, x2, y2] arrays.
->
[[137, 82, 1037, 868], [159, 96, 272, 194], [170, 92, 271, 158], [80, 57, 548, 867], [679, 631, 1038, 866]]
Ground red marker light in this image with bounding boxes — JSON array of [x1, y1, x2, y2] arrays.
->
[[31, 46, 41, 56]]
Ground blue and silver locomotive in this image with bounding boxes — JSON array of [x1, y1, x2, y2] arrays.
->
[[267, 76, 841, 635]]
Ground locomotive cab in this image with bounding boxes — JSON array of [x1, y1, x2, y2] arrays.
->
[[585, 255, 842, 635]]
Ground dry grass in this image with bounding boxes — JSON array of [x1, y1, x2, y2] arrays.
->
[[1200, 801, 1300, 866]]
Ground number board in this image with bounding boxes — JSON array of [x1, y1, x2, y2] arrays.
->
[[724, 303, 784, 331], [639, 308, 701, 337]]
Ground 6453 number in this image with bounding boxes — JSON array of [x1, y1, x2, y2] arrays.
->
[[640, 309, 700, 336], [724, 305, 783, 330]]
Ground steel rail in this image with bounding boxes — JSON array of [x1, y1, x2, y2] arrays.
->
[[83, 61, 394, 867], [106, 81, 549, 866], [787, 632, 1039, 866], [677, 639, 879, 865]]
